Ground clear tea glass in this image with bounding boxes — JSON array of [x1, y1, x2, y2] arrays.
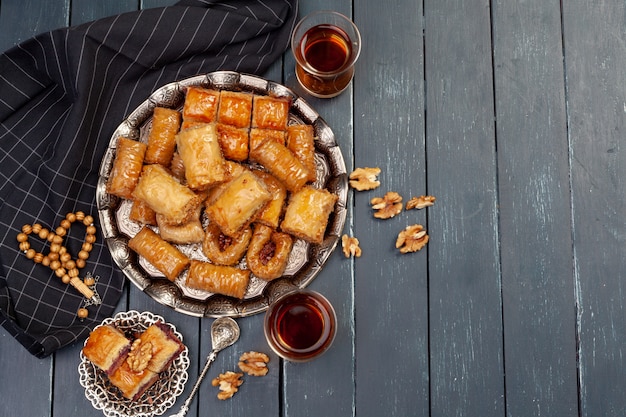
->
[[264, 289, 337, 362], [291, 11, 361, 98]]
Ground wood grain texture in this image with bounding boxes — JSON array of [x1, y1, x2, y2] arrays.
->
[[0, 0, 69, 52], [563, 0, 626, 416], [352, 0, 428, 416], [425, 0, 504, 416], [492, 0, 579, 415]]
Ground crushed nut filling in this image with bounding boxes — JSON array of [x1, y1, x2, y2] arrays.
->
[[396, 224, 429, 254], [341, 234, 362, 258], [349, 167, 381, 191], [218, 233, 233, 251], [371, 191, 403, 219], [212, 371, 244, 400], [406, 195, 436, 210], [238, 351, 270, 376], [259, 241, 277, 266]]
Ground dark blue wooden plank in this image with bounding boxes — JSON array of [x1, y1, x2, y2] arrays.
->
[[71, 1, 138, 25], [563, 1, 626, 416], [424, 0, 504, 416], [492, 0, 579, 415], [280, 1, 357, 416], [0, 0, 69, 52], [351, 0, 428, 415]]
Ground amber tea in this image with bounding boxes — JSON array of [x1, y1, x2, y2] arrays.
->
[[300, 24, 352, 73], [264, 290, 336, 361], [291, 11, 361, 98]]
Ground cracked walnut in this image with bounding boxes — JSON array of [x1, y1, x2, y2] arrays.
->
[[371, 191, 403, 219], [396, 224, 429, 253]]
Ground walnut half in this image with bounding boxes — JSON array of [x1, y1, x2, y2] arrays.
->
[[238, 351, 270, 376], [212, 371, 244, 400], [126, 339, 153, 372], [341, 234, 362, 258], [371, 191, 403, 219], [406, 195, 436, 210], [396, 224, 429, 253], [349, 167, 381, 191]]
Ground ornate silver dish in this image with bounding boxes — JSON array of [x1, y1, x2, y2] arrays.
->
[[96, 71, 348, 317], [78, 310, 189, 417]]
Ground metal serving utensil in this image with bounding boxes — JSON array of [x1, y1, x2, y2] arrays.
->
[[168, 317, 240, 417]]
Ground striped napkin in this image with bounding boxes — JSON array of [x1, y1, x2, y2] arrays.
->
[[0, 0, 298, 358]]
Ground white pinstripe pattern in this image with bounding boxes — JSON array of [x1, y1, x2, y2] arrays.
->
[[0, 0, 297, 357]]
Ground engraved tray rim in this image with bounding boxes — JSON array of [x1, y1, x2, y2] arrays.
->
[[96, 71, 348, 318], [78, 310, 190, 417]]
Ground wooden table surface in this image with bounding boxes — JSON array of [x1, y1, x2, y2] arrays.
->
[[1, 0, 625, 416]]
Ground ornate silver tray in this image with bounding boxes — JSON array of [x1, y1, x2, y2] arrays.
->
[[96, 71, 348, 317], [78, 310, 190, 417]]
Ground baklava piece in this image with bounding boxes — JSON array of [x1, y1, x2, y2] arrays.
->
[[132, 164, 202, 225], [128, 199, 157, 226], [249, 138, 310, 193], [144, 107, 181, 166], [216, 123, 249, 162], [182, 86, 220, 128], [82, 324, 131, 376], [186, 260, 251, 299], [246, 223, 293, 281], [286, 124, 317, 183], [280, 186, 338, 244], [253, 170, 287, 229], [107, 361, 159, 401], [156, 205, 204, 245], [134, 322, 185, 374], [205, 170, 272, 238], [251, 95, 290, 130], [176, 123, 228, 190], [107, 137, 147, 200], [218, 90, 253, 128], [128, 227, 190, 281], [249, 128, 285, 151], [202, 222, 252, 266]]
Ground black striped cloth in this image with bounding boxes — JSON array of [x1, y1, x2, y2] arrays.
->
[[0, 0, 298, 358]]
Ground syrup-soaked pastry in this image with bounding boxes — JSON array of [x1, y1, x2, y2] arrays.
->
[[107, 137, 147, 200], [128, 226, 190, 281], [169, 151, 186, 182], [216, 123, 249, 161], [144, 107, 181, 166], [218, 90, 253, 128], [176, 123, 228, 190], [286, 124, 317, 183], [129, 199, 157, 226], [82, 324, 131, 375], [249, 138, 310, 193], [186, 260, 250, 299], [204, 160, 248, 206], [251, 95, 290, 130], [246, 223, 293, 281], [280, 186, 338, 244], [253, 170, 287, 229], [182, 86, 220, 128], [135, 322, 185, 374], [156, 205, 204, 245], [249, 128, 285, 152], [108, 360, 159, 401], [202, 222, 252, 266], [205, 170, 272, 238], [133, 164, 202, 225]]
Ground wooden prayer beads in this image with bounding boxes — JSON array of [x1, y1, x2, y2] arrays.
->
[[17, 211, 97, 301]]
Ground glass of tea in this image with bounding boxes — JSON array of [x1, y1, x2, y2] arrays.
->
[[264, 289, 337, 362], [291, 10, 361, 98]]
